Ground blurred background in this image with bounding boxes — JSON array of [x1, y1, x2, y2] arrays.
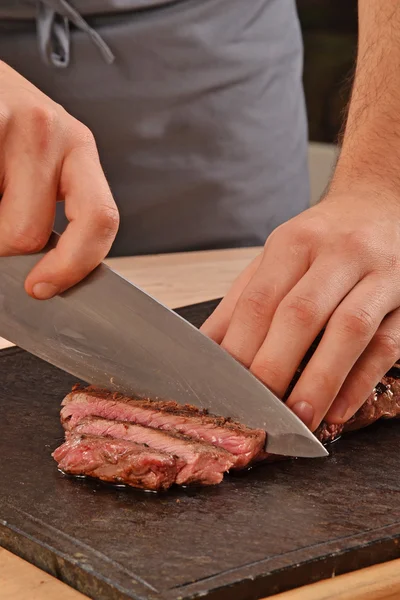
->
[[297, 0, 358, 203]]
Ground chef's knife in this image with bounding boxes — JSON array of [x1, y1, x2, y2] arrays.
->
[[0, 233, 328, 458]]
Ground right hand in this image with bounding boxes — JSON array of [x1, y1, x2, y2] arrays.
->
[[0, 61, 119, 299]]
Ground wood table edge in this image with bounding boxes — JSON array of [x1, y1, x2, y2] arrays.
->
[[270, 557, 400, 599], [0, 547, 87, 600], [3, 548, 400, 600]]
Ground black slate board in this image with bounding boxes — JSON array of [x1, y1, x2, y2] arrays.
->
[[1, 298, 400, 600]]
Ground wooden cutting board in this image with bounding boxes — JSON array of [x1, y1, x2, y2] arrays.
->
[[1, 299, 400, 600]]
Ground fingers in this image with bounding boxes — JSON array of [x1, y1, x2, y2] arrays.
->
[[25, 132, 119, 299], [286, 275, 398, 430], [249, 254, 362, 398], [218, 234, 311, 367], [325, 308, 400, 423], [0, 106, 61, 256], [0, 63, 119, 299], [200, 252, 263, 343]]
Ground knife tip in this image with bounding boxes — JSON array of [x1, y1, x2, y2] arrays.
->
[[265, 432, 329, 459]]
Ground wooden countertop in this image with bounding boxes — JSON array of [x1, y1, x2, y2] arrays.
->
[[1, 246, 398, 600]]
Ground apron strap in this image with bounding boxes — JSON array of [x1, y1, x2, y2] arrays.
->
[[36, 0, 115, 68]]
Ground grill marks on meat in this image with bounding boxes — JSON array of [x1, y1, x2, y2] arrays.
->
[[60, 387, 265, 468], [53, 435, 178, 491], [70, 417, 235, 485]]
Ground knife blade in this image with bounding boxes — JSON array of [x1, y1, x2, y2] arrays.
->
[[0, 233, 328, 458]]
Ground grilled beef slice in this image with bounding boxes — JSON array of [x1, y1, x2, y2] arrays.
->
[[53, 434, 178, 491], [60, 387, 265, 468], [70, 417, 235, 485]]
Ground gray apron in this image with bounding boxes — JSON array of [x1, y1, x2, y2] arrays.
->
[[0, 0, 309, 256]]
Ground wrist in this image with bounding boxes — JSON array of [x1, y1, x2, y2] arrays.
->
[[323, 172, 400, 216], [329, 112, 400, 198], [327, 150, 400, 207]]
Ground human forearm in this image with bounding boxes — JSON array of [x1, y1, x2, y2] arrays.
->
[[332, 0, 400, 194]]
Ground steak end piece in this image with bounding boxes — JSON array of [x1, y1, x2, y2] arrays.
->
[[52, 434, 178, 491], [344, 376, 400, 432], [314, 374, 400, 443]]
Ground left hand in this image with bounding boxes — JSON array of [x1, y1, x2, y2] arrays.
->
[[201, 188, 400, 431]]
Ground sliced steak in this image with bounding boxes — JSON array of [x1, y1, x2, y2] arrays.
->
[[71, 417, 235, 485], [61, 386, 265, 468], [53, 434, 178, 490], [53, 361, 400, 492], [52, 434, 178, 491]]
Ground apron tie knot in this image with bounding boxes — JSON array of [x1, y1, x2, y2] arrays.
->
[[36, 0, 115, 68]]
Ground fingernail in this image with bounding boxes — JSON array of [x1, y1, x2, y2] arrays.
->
[[32, 283, 59, 300], [328, 397, 348, 421], [291, 401, 315, 428]]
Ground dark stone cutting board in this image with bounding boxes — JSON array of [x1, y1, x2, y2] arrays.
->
[[1, 299, 400, 600]]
